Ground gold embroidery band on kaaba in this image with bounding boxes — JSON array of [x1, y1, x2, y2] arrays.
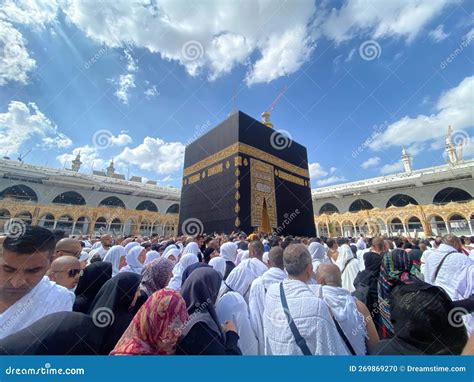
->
[[183, 142, 309, 178]]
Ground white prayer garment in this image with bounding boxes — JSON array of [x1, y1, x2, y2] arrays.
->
[[0, 276, 74, 339], [336, 244, 360, 293], [249, 267, 287, 354], [424, 243, 474, 334], [320, 285, 367, 355], [263, 279, 348, 355], [103, 245, 126, 276], [167, 253, 199, 291]]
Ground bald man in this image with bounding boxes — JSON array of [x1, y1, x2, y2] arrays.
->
[[316, 264, 379, 354], [53, 238, 82, 262], [48, 256, 82, 291]]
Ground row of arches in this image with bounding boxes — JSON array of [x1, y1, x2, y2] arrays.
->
[[0, 185, 179, 213], [0, 209, 177, 236], [316, 213, 473, 237], [318, 187, 472, 214]]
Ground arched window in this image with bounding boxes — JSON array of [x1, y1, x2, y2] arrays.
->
[[433, 187, 472, 204], [407, 216, 422, 230], [319, 203, 339, 214], [52, 191, 86, 205], [386, 194, 419, 208], [0, 184, 38, 202], [166, 203, 180, 214], [99, 196, 126, 208], [136, 200, 158, 212], [349, 199, 374, 212]]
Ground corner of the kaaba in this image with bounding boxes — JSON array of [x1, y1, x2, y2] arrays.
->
[[179, 110, 316, 237]]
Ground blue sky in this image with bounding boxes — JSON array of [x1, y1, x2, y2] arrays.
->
[[0, 0, 473, 189]]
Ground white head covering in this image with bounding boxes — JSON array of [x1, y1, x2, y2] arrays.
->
[[163, 248, 180, 262], [262, 251, 269, 265], [120, 245, 145, 274], [167, 253, 199, 291], [103, 245, 126, 276], [182, 242, 200, 256], [144, 250, 160, 265], [209, 257, 226, 278], [219, 258, 267, 302], [220, 242, 238, 264], [309, 242, 328, 273], [336, 244, 354, 271], [124, 241, 140, 255], [162, 244, 178, 258], [336, 244, 360, 292]]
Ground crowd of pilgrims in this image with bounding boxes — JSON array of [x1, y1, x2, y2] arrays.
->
[[0, 226, 473, 356]]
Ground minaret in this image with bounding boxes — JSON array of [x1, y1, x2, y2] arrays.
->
[[401, 146, 412, 173], [71, 152, 82, 172], [261, 111, 273, 128], [106, 159, 115, 176], [445, 125, 458, 165]]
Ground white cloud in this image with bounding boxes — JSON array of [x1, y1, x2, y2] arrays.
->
[[245, 26, 315, 85], [56, 145, 105, 171], [0, 101, 71, 155], [361, 156, 380, 169], [316, 175, 347, 186], [0, 0, 58, 29], [309, 162, 328, 178], [370, 76, 474, 151], [111, 74, 136, 104], [116, 137, 185, 175], [309, 162, 346, 187], [317, 0, 451, 44], [429, 24, 449, 42], [110, 133, 132, 146], [144, 84, 158, 99], [60, 0, 317, 85], [345, 48, 356, 62], [0, 20, 36, 86], [381, 161, 404, 174], [122, 49, 138, 72]]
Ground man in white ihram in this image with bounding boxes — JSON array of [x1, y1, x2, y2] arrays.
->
[[0, 226, 74, 340], [263, 244, 348, 355]]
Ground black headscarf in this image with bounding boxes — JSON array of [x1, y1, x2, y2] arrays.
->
[[73, 262, 112, 313], [0, 312, 104, 355], [364, 251, 383, 273], [87, 272, 141, 354], [180, 267, 223, 338], [181, 263, 211, 286], [375, 281, 468, 355]]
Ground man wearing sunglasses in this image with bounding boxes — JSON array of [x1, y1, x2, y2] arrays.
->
[[48, 256, 82, 291]]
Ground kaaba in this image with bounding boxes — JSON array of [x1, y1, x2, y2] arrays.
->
[[178, 111, 316, 237]]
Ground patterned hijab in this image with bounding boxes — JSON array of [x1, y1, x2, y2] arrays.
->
[[378, 249, 420, 339], [140, 258, 174, 297], [110, 289, 188, 355]]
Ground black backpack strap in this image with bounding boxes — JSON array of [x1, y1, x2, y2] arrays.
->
[[279, 282, 312, 356], [342, 257, 355, 274], [330, 315, 357, 355], [433, 250, 457, 281]]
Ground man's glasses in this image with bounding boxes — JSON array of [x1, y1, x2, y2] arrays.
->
[[61, 269, 82, 278]]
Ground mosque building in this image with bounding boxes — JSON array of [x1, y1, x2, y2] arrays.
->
[[313, 127, 474, 238], [0, 155, 180, 236]]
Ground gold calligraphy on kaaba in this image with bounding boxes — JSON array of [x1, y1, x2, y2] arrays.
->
[[250, 159, 277, 229], [182, 142, 309, 178], [207, 163, 223, 177], [276, 170, 306, 186]]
